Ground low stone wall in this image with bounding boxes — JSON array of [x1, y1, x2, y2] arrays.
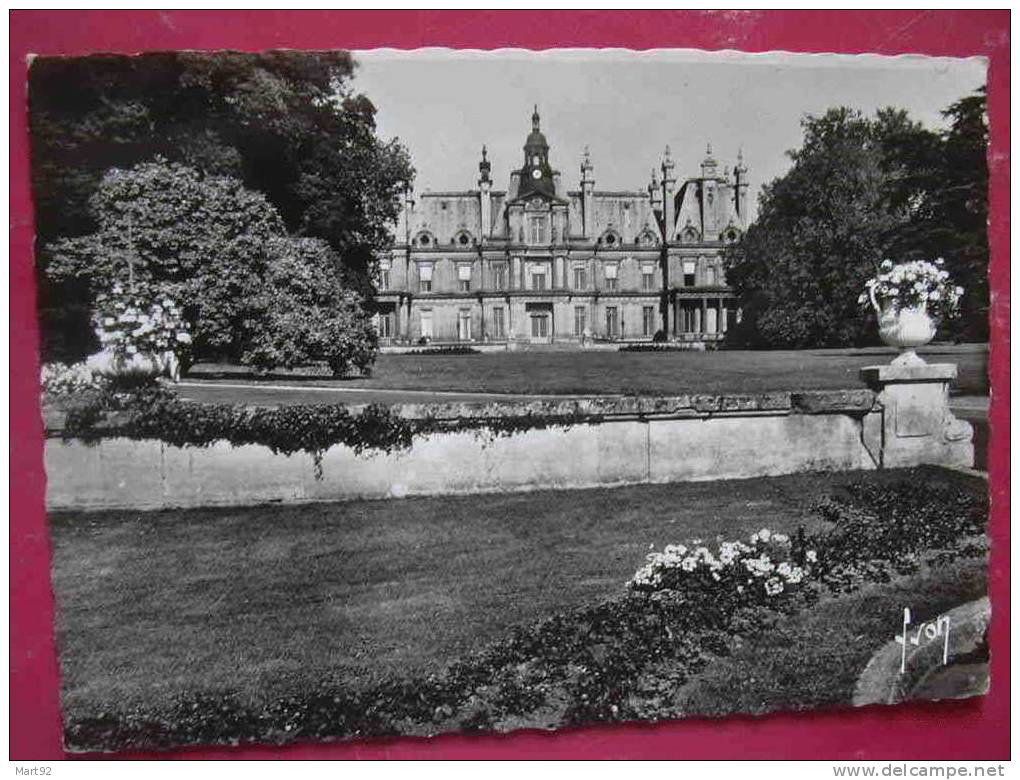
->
[[44, 372, 974, 512]]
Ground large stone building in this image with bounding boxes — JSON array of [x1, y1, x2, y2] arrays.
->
[[376, 108, 749, 346]]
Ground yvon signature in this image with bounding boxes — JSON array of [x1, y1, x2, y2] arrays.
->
[[895, 608, 950, 673]]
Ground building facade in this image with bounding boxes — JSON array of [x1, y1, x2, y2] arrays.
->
[[376, 108, 749, 346]]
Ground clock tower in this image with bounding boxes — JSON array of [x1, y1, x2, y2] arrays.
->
[[516, 105, 556, 199]]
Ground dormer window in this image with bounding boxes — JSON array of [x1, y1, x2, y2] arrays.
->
[[599, 230, 621, 247], [638, 229, 659, 246]]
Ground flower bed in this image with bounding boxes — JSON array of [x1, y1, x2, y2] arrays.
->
[[63, 473, 987, 751], [404, 345, 481, 356], [617, 343, 697, 352]]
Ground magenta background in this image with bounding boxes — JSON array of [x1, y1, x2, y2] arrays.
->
[[9, 10, 1010, 761]]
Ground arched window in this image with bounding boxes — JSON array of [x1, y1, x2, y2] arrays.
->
[[414, 231, 435, 247], [454, 230, 474, 246]]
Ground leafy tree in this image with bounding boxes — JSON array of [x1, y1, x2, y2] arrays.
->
[[725, 95, 988, 348], [30, 51, 413, 359], [725, 108, 930, 347], [44, 160, 378, 375], [45, 161, 281, 361], [886, 89, 989, 341], [243, 237, 378, 377]]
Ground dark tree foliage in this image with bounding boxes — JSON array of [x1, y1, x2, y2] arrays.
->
[[886, 89, 989, 341], [29, 50, 414, 360], [725, 91, 988, 348]]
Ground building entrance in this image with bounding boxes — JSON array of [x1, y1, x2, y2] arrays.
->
[[526, 302, 553, 343]]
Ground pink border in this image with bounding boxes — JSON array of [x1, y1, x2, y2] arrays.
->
[[9, 10, 1010, 761]]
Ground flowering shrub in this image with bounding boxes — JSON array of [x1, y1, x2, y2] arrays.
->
[[628, 529, 816, 613], [94, 283, 192, 363], [859, 258, 963, 318], [41, 362, 108, 400]]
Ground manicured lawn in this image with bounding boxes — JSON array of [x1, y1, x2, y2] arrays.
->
[[50, 467, 984, 725], [182, 344, 989, 405]]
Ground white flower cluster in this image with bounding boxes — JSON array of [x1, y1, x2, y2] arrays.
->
[[94, 284, 192, 358], [859, 258, 963, 314], [628, 528, 816, 601], [41, 361, 107, 398]]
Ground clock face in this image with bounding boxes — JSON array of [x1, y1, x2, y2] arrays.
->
[[531, 168, 542, 179]]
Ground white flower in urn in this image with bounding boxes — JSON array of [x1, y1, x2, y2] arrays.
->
[[861, 258, 963, 366]]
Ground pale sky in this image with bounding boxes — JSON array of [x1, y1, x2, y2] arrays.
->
[[352, 48, 986, 220]]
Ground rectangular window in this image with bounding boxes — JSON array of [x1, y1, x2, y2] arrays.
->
[[605, 306, 619, 338], [419, 263, 434, 293], [458, 309, 472, 341], [529, 216, 548, 245], [378, 313, 394, 338], [642, 269, 655, 291], [420, 310, 433, 339], [604, 263, 618, 292], [532, 272, 547, 291], [572, 266, 587, 290], [492, 307, 506, 339], [682, 260, 696, 288], [380, 269, 391, 290], [642, 306, 655, 337], [492, 264, 507, 290], [458, 264, 472, 292], [574, 306, 587, 337], [680, 305, 698, 333]]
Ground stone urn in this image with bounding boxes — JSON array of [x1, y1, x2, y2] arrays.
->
[[869, 286, 936, 367]]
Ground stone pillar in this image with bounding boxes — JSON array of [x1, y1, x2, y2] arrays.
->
[[859, 362, 973, 469], [511, 256, 521, 291], [403, 297, 412, 342], [720, 298, 727, 333], [554, 256, 564, 289], [701, 297, 708, 334]]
